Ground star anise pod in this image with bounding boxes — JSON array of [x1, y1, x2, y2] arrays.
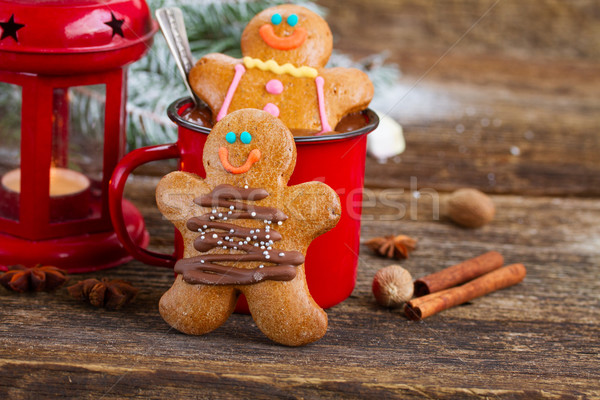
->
[[67, 278, 139, 310], [365, 234, 417, 259], [0, 264, 68, 292]]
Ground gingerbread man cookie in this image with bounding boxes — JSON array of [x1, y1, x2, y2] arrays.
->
[[189, 4, 374, 135], [156, 108, 341, 346]]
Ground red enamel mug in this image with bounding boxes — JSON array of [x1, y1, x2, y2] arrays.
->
[[109, 97, 379, 310]]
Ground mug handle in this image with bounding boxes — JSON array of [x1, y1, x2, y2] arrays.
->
[[109, 143, 180, 267]]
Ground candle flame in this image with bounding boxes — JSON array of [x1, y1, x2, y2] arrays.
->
[[1, 168, 90, 196]]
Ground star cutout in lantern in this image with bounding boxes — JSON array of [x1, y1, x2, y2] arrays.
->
[[0, 14, 25, 42], [104, 12, 125, 38]]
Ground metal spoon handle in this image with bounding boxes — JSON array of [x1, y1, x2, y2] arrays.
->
[[156, 7, 197, 103]]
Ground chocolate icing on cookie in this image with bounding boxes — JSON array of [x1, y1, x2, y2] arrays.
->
[[174, 184, 304, 285], [157, 109, 341, 346]]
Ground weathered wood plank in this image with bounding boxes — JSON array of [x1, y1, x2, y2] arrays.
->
[[316, 0, 600, 196], [1, 178, 599, 398], [318, 0, 600, 62], [363, 71, 600, 195]]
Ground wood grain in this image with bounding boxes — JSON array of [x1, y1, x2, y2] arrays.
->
[[363, 68, 600, 195], [1, 178, 599, 398], [318, 0, 600, 196], [319, 0, 600, 62]]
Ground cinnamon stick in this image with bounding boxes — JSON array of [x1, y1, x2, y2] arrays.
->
[[404, 263, 526, 320], [413, 251, 504, 297]]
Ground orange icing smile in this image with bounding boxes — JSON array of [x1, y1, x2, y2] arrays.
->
[[218, 147, 261, 174], [259, 24, 307, 50]]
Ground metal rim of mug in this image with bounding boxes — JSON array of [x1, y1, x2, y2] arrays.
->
[[167, 97, 380, 143]]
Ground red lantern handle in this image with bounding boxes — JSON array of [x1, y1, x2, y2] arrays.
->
[[109, 143, 180, 267]]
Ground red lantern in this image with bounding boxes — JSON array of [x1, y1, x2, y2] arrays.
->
[[0, 0, 157, 272]]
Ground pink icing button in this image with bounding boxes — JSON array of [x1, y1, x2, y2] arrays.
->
[[263, 103, 280, 117], [265, 79, 284, 95]]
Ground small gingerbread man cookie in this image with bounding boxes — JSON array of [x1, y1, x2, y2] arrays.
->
[[156, 108, 341, 346], [189, 4, 374, 135]]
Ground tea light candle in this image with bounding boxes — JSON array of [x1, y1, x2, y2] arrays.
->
[[2, 167, 90, 197], [0, 167, 91, 221]]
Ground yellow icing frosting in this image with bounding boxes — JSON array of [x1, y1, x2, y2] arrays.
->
[[242, 56, 318, 78]]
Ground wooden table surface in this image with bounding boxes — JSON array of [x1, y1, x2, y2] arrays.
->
[[1, 0, 599, 398]]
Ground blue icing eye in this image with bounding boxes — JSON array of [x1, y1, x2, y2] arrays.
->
[[240, 131, 252, 144], [287, 14, 298, 27], [225, 131, 236, 143], [271, 13, 282, 25]]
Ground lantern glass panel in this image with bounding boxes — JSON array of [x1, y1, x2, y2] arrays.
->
[[49, 85, 105, 223], [0, 82, 22, 222]]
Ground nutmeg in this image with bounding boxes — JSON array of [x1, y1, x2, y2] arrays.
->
[[446, 188, 495, 228], [372, 265, 414, 308]]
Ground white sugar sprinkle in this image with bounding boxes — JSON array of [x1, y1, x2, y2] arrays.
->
[[254, 243, 259, 247], [279, 253, 285, 257], [212, 209, 216, 214], [212, 234, 218, 238], [230, 229, 235, 233], [200, 260, 205, 263], [203, 225, 207, 229], [277, 221, 283, 225], [218, 213, 222, 217], [246, 237, 251, 241], [261, 246, 265, 249], [230, 205, 234, 210], [251, 212, 256, 217], [265, 255, 270, 259], [239, 241, 243, 245], [200, 236, 205, 240], [253, 236, 258, 240], [263, 251, 268, 255], [222, 246, 227, 249], [259, 264, 264, 268], [209, 216, 214, 220], [265, 235, 270, 239], [244, 185, 249, 189], [250, 230, 255, 234], [217, 241, 222, 245]]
